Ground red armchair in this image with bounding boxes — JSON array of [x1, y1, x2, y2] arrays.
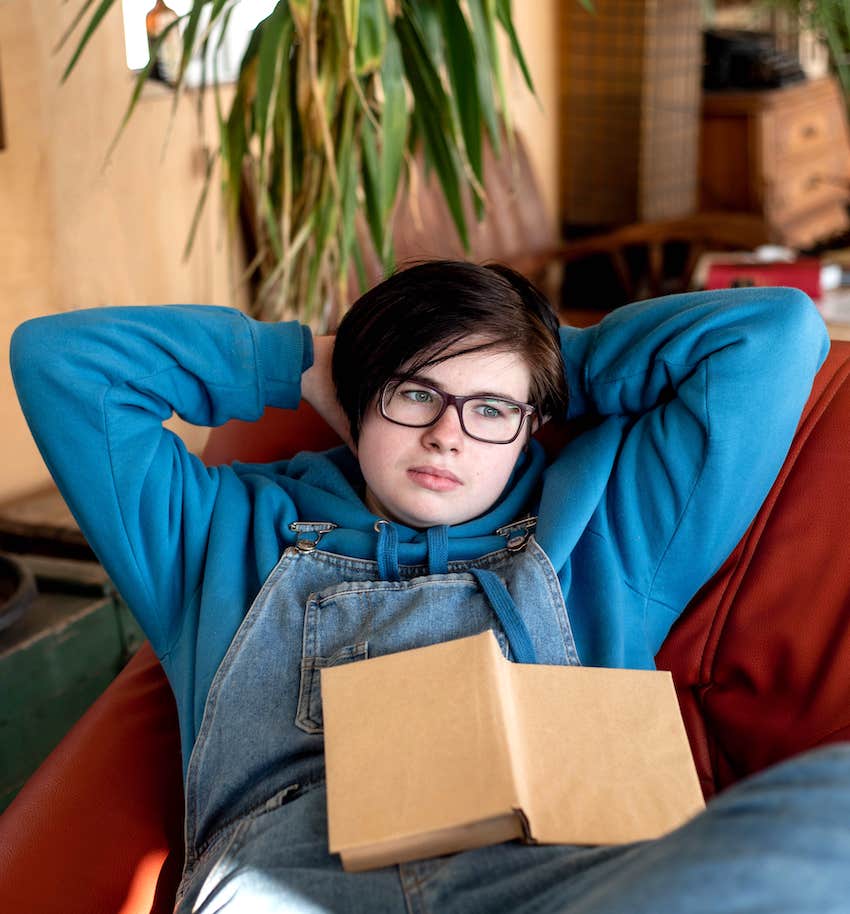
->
[[2, 343, 850, 914]]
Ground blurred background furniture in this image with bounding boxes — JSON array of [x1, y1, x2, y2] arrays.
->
[[514, 210, 770, 312], [561, 0, 704, 226], [700, 76, 850, 248], [3, 338, 850, 914]]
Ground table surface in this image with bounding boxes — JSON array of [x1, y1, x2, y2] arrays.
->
[[819, 289, 850, 340]]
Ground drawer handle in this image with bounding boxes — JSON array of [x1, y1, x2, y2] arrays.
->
[[801, 124, 819, 139]]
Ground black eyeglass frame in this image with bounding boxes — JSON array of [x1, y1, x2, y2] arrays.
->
[[378, 375, 537, 445]]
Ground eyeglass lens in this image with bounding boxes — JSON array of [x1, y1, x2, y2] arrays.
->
[[382, 379, 525, 443]]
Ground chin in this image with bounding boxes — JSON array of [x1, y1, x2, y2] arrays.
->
[[397, 500, 481, 530]]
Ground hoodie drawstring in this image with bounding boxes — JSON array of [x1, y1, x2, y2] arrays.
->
[[375, 520, 401, 581], [470, 568, 537, 664], [375, 519, 536, 664], [426, 525, 449, 575]]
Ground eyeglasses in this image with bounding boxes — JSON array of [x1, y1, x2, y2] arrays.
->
[[378, 376, 536, 444]]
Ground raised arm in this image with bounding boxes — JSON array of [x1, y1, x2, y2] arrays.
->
[[10, 305, 313, 653], [546, 287, 829, 656]]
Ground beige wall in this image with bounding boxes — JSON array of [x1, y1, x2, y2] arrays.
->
[[0, 1, 560, 504], [1, 1, 242, 502], [509, 0, 561, 233]]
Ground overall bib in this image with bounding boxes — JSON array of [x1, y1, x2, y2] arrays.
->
[[176, 523, 587, 913], [174, 525, 850, 914]]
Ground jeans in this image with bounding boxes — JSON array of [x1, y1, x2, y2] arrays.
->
[[181, 743, 850, 913]]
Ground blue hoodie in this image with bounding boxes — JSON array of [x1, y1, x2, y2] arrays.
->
[[10, 287, 828, 772]]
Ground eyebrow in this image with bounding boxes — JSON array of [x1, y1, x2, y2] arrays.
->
[[404, 373, 525, 403]]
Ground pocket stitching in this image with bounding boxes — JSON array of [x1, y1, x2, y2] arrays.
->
[[295, 640, 369, 734]]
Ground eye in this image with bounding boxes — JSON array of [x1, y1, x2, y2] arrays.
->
[[400, 387, 435, 404], [471, 399, 515, 420]]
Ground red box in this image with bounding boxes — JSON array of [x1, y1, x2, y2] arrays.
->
[[705, 259, 823, 299]]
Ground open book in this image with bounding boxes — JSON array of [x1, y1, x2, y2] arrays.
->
[[322, 630, 705, 872]]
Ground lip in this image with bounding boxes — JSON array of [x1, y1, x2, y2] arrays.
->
[[407, 465, 463, 492]]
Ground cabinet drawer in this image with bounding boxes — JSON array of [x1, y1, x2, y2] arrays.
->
[[765, 149, 850, 224], [768, 103, 838, 164]]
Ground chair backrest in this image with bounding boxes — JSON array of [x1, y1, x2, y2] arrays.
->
[[657, 338, 850, 796], [4, 340, 847, 914], [205, 340, 850, 803]]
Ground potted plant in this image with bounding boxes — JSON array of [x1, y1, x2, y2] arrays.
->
[[60, 1, 575, 329], [757, 2, 850, 100]]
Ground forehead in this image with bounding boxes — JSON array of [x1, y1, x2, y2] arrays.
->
[[403, 341, 531, 399]]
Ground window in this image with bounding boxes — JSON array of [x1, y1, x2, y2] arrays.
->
[[121, 0, 278, 86]]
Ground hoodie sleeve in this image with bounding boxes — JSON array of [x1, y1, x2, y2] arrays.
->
[[557, 287, 829, 622], [10, 305, 313, 653]]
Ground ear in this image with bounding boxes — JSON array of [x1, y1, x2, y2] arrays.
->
[[531, 414, 551, 434]]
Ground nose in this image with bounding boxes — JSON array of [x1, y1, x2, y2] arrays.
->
[[421, 403, 464, 452]]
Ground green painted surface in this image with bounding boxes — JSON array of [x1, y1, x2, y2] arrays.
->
[[0, 558, 145, 812]]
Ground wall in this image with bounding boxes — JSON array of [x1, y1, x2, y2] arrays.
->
[[0, 1, 560, 504], [509, 0, 561, 232], [0, 0, 243, 502]]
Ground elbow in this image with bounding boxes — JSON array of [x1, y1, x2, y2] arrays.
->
[[776, 287, 830, 366], [9, 315, 74, 400], [9, 318, 45, 386]]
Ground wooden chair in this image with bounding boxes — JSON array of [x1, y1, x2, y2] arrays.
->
[[516, 212, 773, 317]]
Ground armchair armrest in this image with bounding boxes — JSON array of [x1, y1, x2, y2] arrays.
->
[[0, 642, 184, 914]]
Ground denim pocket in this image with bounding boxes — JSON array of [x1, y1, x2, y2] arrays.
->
[[295, 640, 369, 734]]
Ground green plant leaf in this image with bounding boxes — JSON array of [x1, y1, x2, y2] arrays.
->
[[261, 184, 284, 261], [337, 91, 360, 277], [412, 0, 443, 71], [176, 1, 206, 85], [495, 0, 535, 95], [101, 18, 183, 163], [61, 0, 121, 82], [355, 0, 388, 74], [54, 0, 99, 54], [288, 0, 312, 36], [435, 0, 483, 208], [255, 4, 293, 165], [466, 0, 500, 154], [224, 90, 248, 229], [352, 240, 368, 294], [479, 0, 511, 137], [62, 0, 541, 326], [379, 26, 408, 228], [395, 12, 468, 249], [361, 115, 385, 258], [341, 0, 359, 43], [182, 147, 218, 261], [312, 175, 340, 291]]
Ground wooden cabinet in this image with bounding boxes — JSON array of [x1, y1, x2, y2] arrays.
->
[[700, 77, 850, 248]]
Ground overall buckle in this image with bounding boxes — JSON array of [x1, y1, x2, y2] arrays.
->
[[495, 516, 537, 552], [288, 522, 337, 553]]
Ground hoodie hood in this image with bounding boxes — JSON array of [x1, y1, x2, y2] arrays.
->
[[238, 438, 548, 568]]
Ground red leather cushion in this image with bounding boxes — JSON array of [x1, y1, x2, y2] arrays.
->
[[657, 340, 850, 796], [0, 642, 184, 914]]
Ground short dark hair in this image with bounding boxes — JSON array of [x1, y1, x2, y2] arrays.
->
[[332, 260, 568, 442]]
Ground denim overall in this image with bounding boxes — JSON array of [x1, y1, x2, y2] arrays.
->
[[175, 522, 850, 914]]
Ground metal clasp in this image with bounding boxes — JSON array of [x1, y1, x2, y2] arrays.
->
[[288, 521, 337, 553], [495, 516, 537, 553]]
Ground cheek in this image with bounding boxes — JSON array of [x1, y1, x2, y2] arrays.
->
[[468, 445, 524, 491], [356, 419, 406, 478]]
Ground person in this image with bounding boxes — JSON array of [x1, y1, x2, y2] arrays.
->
[[10, 260, 848, 913]]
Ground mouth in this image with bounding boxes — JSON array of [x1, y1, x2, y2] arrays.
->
[[407, 465, 463, 492]]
